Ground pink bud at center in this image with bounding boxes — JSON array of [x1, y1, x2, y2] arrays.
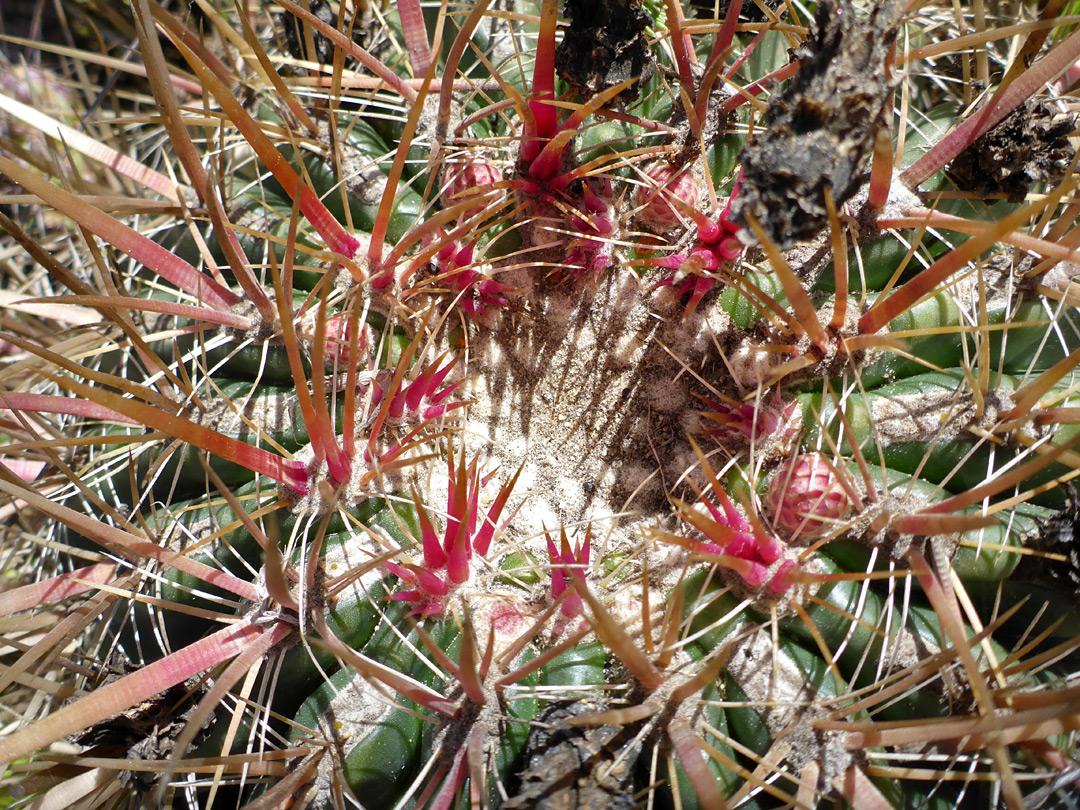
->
[[321, 314, 369, 366], [635, 164, 700, 232], [766, 453, 852, 539], [444, 159, 503, 205]]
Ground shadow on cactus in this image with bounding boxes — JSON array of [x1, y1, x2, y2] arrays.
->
[[1, 0, 1080, 807]]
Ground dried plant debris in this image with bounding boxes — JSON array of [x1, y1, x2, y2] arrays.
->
[[689, 0, 783, 22], [504, 700, 641, 809], [730, 0, 904, 249], [74, 662, 211, 790], [948, 96, 1077, 204], [1017, 490, 1080, 592], [277, 0, 380, 69], [555, 0, 655, 99]]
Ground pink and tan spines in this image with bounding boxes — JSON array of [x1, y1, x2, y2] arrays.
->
[[546, 525, 591, 619], [2, 2, 1080, 807], [699, 390, 799, 445], [386, 454, 521, 618], [655, 443, 794, 594]]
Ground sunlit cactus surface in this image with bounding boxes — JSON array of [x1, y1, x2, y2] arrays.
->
[[1, 0, 1080, 807]]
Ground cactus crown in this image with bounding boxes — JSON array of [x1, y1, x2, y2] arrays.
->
[[1, 0, 1080, 808]]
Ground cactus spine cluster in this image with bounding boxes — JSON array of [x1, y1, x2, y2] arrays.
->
[[1, 0, 1080, 808]]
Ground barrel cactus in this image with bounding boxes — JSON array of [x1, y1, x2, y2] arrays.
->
[[1, 0, 1080, 808]]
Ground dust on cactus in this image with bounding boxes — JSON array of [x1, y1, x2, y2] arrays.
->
[[1, 0, 1080, 808]]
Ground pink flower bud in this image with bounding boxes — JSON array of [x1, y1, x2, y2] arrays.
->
[[766, 453, 852, 538], [635, 165, 700, 232], [320, 314, 369, 366], [444, 159, 503, 205]]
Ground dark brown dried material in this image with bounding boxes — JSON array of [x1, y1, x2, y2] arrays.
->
[[730, 0, 903, 248], [278, 0, 382, 70], [1016, 490, 1080, 593], [75, 659, 210, 790], [555, 0, 654, 100], [689, 0, 782, 23], [948, 97, 1077, 204], [504, 700, 641, 809]]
